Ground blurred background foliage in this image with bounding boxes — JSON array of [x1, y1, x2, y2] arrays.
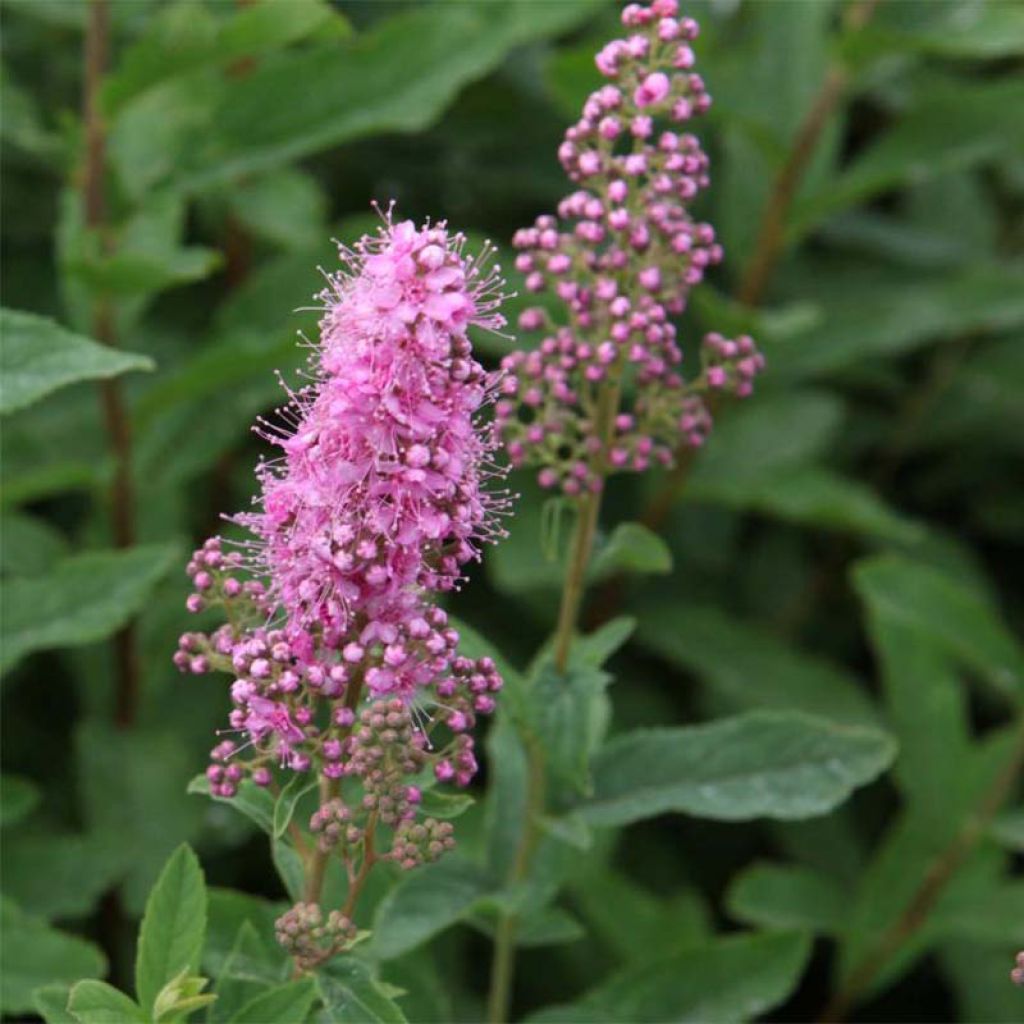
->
[[1, 0, 1023, 1020]]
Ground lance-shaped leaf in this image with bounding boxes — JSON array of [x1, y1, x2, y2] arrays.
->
[[1, 544, 178, 674], [577, 711, 896, 826], [0, 308, 153, 416]]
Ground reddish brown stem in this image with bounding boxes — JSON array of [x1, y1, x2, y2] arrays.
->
[[820, 717, 1024, 1023], [83, 0, 141, 729], [634, 0, 881, 557]]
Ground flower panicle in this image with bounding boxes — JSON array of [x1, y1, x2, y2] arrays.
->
[[175, 209, 513, 967], [496, 0, 765, 495]]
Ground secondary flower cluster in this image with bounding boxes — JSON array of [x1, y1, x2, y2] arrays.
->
[[175, 214, 509, 962], [496, 0, 764, 494]]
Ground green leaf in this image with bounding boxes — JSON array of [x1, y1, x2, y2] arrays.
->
[[112, 1, 603, 196], [152, 969, 216, 1023], [204, 887, 285, 981], [135, 844, 207, 1017], [0, 513, 69, 576], [527, 931, 811, 1023], [855, 577, 974, 828], [793, 79, 1024, 235], [854, 554, 1024, 700], [574, 616, 636, 668], [686, 390, 845, 491], [0, 898, 106, 1015], [991, 807, 1024, 852], [272, 774, 317, 840], [369, 858, 491, 962], [571, 872, 708, 966], [578, 711, 896, 826], [635, 603, 878, 727], [2, 830, 130, 919], [471, 905, 585, 949], [836, 727, 1021, 996], [210, 922, 277, 1024], [33, 984, 76, 1024], [417, 788, 474, 820], [78, 721, 204, 913], [527, 658, 612, 802], [226, 168, 328, 250], [316, 957, 408, 1024], [0, 773, 40, 826], [227, 978, 316, 1024], [693, 465, 923, 543], [0, 308, 153, 416], [1, 544, 178, 674], [588, 522, 672, 580], [187, 775, 276, 836], [766, 263, 1024, 382], [727, 862, 846, 933], [66, 981, 146, 1024]]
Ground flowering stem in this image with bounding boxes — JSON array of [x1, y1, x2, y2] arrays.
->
[[552, 492, 602, 673], [487, 733, 546, 1024], [303, 677, 364, 905], [819, 714, 1024, 1022]]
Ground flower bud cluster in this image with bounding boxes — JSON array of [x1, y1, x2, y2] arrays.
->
[[274, 902, 357, 971], [389, 817, 456, 871], [1012, 951, 1024, 987], [496, 0, 764, 494]]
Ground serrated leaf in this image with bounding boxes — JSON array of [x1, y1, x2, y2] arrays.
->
[[135, 844, 207, 1016], [0, 899, 106, 1015], [578, 712, 896, 826], [0, 544, 178, 674], [0, 308, 153, 416], [369, 858, 491, 962], [67, 981, 145, 1024]]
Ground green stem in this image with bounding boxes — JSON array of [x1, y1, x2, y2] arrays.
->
[[302, 677, 364, 905], [552, 492, 602, 673], [486, 735, 546, 1024]]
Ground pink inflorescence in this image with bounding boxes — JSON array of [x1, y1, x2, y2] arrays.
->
[[175, 213, 509, 852], [495, 0, 764, 495], [1013, 951, 1024, 987]]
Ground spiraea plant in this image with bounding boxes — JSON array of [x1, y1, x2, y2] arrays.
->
[[177, 214, 510, 970], [8, 1, 1023, 1023]]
